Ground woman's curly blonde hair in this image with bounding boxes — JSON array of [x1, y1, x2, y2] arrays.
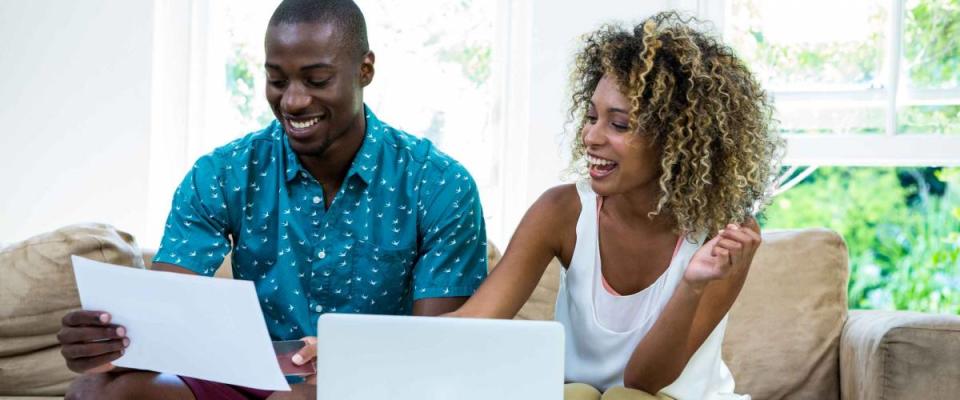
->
[[568, 11, 784, 236]]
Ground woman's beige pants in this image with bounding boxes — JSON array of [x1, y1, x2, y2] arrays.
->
[[564, 383, 675, 400]]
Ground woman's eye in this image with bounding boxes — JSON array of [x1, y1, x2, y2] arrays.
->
[[585, 116, 598, 124], [612, 123, 629, 131]]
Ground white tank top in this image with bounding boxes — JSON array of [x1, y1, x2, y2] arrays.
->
[[555, 181, 748, 399]]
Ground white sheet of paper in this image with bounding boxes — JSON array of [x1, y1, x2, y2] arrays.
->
[[71, 256, 290, 391]]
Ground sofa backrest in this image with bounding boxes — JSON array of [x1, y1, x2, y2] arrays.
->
[[0, 223, 143, 396], [724, 228, 849, 399], [493, 228, 849, 399]]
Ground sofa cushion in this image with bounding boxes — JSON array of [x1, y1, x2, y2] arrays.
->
[[723, 228, 849, 400], [0, 223, 143, 396]]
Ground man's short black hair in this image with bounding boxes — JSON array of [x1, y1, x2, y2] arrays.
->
[[268, 0, 369, 58]]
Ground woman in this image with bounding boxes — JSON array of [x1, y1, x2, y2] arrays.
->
[[451, 12, 783, 400]]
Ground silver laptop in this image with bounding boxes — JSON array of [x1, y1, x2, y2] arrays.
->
[[315, 313, 564, 400]]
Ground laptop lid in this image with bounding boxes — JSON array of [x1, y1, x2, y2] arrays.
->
[[315, 313, 564, 400]]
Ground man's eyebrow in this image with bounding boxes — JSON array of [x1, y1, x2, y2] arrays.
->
[[300, 63, 335, 71], [264, 62, 335, 71]]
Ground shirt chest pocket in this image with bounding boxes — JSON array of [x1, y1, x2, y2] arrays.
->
[[351, 240, 416, 305]]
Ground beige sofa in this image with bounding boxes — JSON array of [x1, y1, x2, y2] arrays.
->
[[1, 224, 958, 399]]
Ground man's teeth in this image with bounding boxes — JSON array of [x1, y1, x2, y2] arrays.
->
[[289, 118, 319, 129], [586, 155, 616, 166]]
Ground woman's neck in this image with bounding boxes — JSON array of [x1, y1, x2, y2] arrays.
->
[[601, 186, 675, 234]]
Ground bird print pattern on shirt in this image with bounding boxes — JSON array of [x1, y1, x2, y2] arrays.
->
[[154, 106, 488, 340]]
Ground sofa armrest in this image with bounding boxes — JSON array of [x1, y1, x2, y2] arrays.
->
[[840, 309, 960, 400]]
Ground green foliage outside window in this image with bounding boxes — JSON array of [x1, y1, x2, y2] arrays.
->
[[763, 167, 960, 313]]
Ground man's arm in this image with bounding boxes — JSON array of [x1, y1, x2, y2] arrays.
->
[[409, 162, 489, 305]]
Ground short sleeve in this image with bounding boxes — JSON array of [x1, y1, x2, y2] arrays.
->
[[153, 155, 232, 276], [412, 162, 487, 300]]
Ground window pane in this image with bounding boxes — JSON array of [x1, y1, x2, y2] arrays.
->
[[764, 167, 960, 313], [224, 1, 281, 130], [355, 0, 499, 229], [776, 103, 885, 134], [899, 105, 960, 134], [903, 0, 960, 90], [356, 0, 496, 187], [726, 0, 888, 91]]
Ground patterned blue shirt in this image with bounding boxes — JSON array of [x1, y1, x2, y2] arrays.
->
[[154, 106, 487, 340]]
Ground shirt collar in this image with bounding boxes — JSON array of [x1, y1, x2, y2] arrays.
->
[[281, 104, 384, 185]]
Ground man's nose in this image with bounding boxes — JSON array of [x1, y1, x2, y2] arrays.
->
[[281, 83, 311, 114]]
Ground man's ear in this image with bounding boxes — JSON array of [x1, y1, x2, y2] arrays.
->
[[359, 51, 375, 87]]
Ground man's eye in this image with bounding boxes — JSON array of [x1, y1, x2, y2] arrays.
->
[[307, 79, 330, 87], [268, 79, 287, 88]]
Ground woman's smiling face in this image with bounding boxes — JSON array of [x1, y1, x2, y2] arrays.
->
[[582, 75, 661, 197]]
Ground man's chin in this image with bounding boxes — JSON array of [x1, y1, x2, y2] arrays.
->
[[287, 138, 330, 158]]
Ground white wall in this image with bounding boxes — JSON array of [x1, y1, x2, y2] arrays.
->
[[0, 1, 155, 244]]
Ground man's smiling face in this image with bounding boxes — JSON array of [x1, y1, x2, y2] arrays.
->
[[264, 21, 374, 157]]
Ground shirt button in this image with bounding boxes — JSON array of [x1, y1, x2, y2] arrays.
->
[[315, 305, 323, 313], [318, 250, 326, 259], [312, 196, 322, 204]]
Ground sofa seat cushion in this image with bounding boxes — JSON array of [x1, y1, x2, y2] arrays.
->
[[0, 223, 143, 396]]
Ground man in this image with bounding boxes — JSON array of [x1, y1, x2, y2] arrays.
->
[[57, 1, 487, 398]]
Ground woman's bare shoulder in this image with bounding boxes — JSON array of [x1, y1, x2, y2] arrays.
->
[[532, 184, 581, 220]]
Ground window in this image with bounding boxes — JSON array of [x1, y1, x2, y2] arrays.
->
[[724, 0, 960, 313], [725, 0, 960, 166]]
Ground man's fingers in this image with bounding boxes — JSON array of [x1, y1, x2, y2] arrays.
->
[[65, 350, 123, 374], [292, 337, 318, 366], [61, 338, 129, 360], [62, 311, 111, 327], [57, 325, 126, 345]]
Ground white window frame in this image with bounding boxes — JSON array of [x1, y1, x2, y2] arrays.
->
[[708, 0, 960, 167]]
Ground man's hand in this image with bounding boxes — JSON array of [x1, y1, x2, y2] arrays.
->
[[683, 219, 762, 293], [291, 336, 317, 384], [57, 311, 129, 373]]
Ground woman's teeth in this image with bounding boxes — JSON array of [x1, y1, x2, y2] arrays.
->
[[586, 155, 617, 167], [289, 118, 319, 129]]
